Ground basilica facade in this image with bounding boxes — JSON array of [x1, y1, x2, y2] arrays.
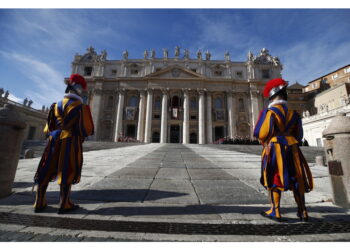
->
[[67, 46, 282, 144]]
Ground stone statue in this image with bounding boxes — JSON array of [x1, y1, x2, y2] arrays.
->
[[23, 98, 28, 106], [163, 48, 168, 59], [87, 46, 95, 54], [100, 50, 107, 60], [248, 51, 254, 61], [224, 51, 230, 61], [0, 88, 4, 98], [42, 105, 45, 111], [273, 56, 281, 66], [184, 49, 189, 59], [4, 91, 9, 99], [174, 46, 180, 57], [306, 110, 310, 117], [143, 50, 149, 59], [197, 50, 202, 60], [205, 50, 211, 60], [151, 49, 156, 59], [28, 100, 33, 108], [122, 50, 129, 60]]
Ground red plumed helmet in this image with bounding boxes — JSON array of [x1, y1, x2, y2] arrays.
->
[[69, 74, 87, 90], [263, 78, 288, 98]]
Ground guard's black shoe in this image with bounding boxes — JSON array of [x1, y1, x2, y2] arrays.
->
[[297, 211, 309, 222], [260, 211, 282, 222], [57, 204, 80, 214], [34, 205, 47, 213]]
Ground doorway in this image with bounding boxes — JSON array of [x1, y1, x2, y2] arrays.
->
[[170, 125, 180, 143], [152, 132, 160, 143], [126, 125, 136, 138], [214, 126, 224, 141], [190, 132, 197, 144]]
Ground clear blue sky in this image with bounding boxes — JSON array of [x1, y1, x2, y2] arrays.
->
[[0, 8, 349, 109]]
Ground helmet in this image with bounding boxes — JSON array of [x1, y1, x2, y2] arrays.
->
[[263, 78, 288, 98]]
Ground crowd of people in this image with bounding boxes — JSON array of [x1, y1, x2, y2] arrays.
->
[[214, 136, 309, 146]]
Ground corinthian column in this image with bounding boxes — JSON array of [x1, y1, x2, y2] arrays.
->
[[206, 92, 213, 143], [137, 90, 146, 142], [250, 90, 260, 138], [90, 83, 103, 141], [144, 89, 153, 143], [114, 89, 125, 142], [227, 91, 234, 138], [160, 88, 168, 143], [198, 89, 205, 144], [182, 89, 189, 144]]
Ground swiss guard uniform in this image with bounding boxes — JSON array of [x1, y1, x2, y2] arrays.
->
[[253, 78, 313, 222], [33, 74, 94, 214]]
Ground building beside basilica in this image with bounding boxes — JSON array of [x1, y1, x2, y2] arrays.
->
[[67, 46, 283, 144]]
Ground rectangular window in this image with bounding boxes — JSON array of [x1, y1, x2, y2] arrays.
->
[[154, 114, 160, 119], [190, 115, 197, 120], [332, 73, 338, 80], [111, 69, 117, 76], [156, 68, 162, 72], [84, 67, 93, 76], [191, 68, 197, 73], [344, 67, 350, 74], [262, 69, 270, 79], [236, 71, 243, 78]]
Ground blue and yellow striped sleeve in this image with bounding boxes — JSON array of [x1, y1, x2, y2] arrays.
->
[[79, 104, 94, 137], [253, 109, 275, 143]]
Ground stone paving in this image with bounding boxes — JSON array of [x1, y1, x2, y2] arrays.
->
[[1, 143, 350, 242]]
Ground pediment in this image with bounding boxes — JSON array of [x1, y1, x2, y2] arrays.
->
[[146, 65, 205, 79]]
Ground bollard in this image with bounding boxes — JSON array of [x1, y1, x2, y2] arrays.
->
[[24, 149, 35, 159], [0, 104, 27, 198], [323, 112, 350, 208], [315, 155, 325, 167]]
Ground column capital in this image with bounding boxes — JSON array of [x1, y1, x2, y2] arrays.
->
[[250, 90, 259, 97], [225, 90, 233, 97], [197, 88, 206, 95], [146, 88, 154, 94], [161, 87, 170, 95], [116, 88, 126, 95], [138, 89, 147, 95], [93, 88, 103, 95]]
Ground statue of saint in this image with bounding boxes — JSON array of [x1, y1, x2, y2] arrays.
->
[[184, 49, 189, 59], [122, 50, 129, 60], [143, 50, 149, 59], [205, 50, 211, 60], [197, 50, 202, 60], [151, 49, 156, 58], [174, 46, 180, 57], [224, 51, 230, 61], [23, 98, 28, 106], [163, 48, 168, 59]]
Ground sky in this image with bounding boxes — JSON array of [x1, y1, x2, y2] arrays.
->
[[0, 6, 350, 109]]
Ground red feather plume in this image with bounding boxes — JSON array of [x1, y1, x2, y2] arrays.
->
[[263, 78, 287, 98]]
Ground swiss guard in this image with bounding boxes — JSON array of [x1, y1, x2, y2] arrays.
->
[[253, 78, 313, 222], [33, 74, 94, 214]]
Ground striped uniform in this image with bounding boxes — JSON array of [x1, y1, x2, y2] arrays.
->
[[34, 96, 94, 187], [253, 103, 313, 219]]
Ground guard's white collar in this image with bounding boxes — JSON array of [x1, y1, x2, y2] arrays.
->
[[64, 93, 83, 103], [268, 99, 287, 108]]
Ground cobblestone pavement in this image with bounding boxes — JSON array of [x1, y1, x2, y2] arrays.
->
[[1, 143, 349, 242]]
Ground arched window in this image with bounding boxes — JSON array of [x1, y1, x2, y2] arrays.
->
[[239, 98, 244, 112], [190, 97, 197, 110], [154, 96, 161, 110], [214, 97, 223, 109], [128, 96, 138, 107]]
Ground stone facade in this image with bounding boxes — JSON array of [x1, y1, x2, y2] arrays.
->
[[68, 47, 282, 144], [303, 64, 350, 93], [302, 82, 350, 146], [0, 89, 47, 141]]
